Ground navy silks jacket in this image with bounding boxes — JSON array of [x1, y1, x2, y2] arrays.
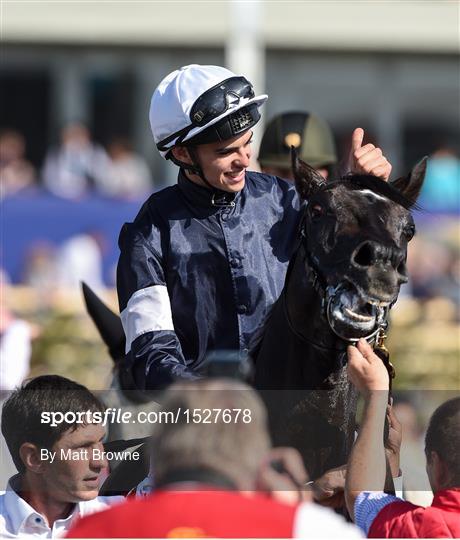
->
[[117, 170, 303, 390]]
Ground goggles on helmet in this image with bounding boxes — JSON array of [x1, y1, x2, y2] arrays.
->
[[157, 76, 255, 152]]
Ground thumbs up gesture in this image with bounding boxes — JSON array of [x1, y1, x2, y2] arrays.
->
[[349, 128, 392, 181]]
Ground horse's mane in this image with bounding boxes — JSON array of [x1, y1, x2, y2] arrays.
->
[[326, 174, 420, 210]]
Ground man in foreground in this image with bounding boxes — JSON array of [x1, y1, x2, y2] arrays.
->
[[345, 339, 460, 538], [68, 379, 362, 538], [0, 375, 123, 538]]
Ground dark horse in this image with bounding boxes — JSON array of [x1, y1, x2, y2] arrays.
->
[[84, 153, 426, 492], [254, 151, 426, 480]]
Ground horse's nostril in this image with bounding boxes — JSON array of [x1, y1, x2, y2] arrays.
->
[[353, 242, 374, 267]]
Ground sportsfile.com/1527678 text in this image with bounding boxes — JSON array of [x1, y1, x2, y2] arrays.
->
[[40, 408, 253, 427]]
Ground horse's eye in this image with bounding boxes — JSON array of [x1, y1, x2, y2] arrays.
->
[[310, 204, 324, 220], [403, 224, 416, 240]]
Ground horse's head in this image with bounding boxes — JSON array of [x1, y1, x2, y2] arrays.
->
[[291, 150, 426, 341]]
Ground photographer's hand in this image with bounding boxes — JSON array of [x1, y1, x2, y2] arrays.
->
[[257, 447, 311, 505]]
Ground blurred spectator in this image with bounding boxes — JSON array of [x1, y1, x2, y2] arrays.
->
[[419, 147, 460, 214], [106, 138, 152, 199], [22, 232, 107, 294], [42, 122, 112, 199], [55, 232, 106, 292], [23, 242, 58, 293], [0, 271, 37, 391], [407, 234, 460, 312], [0, 375, 123, 538], [345, 340, 460, 538], [0, 305, 33, 390], [0, 268, 12, 288], [0, 130, 36, 198], [0, 313, 33, 392], [398, 146, 460, 312], [258, 111, 338, 181], [68, 379, 361, 538]]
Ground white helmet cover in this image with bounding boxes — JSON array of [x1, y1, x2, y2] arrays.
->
[[149, 64, 268, 158]]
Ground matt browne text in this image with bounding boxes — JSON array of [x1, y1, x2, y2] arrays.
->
[[40, 448, 140, 463]]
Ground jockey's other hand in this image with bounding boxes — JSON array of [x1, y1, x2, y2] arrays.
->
[[349, 127, 392, 181]]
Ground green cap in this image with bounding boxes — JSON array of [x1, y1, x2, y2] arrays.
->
[[258, 111, 337, 169]]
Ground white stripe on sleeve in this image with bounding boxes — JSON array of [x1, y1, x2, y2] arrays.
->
[[121, 285, 174, 353]]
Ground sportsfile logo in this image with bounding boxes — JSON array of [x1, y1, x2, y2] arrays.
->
[[41, 407, 253, 427], [41, 409, 132, 427]]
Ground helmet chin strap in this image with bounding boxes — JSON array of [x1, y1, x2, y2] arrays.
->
[[169, 147, 236, 207], [186, 146, 215, 191]]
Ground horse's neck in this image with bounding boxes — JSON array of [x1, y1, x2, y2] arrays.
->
[[285, 246, 345, 351], [254, 247, 348, 389], [254, 246, 358, 476]]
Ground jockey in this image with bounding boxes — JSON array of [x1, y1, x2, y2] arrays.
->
[[117, 64, 392, 391]]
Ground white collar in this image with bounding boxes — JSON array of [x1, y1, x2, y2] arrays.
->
[[4, 475, 81, 536]]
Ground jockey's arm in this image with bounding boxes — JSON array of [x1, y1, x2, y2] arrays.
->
[[117, 222, 198, 391]]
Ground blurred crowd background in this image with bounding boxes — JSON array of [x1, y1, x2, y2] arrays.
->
[[1, 2, 459, 404]]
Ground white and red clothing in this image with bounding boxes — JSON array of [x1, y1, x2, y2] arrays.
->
[[355, 487, 460, 538], [68, 487, 361, 538]]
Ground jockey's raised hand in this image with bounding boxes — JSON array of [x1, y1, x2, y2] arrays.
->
[[349, 127, 392, 181]]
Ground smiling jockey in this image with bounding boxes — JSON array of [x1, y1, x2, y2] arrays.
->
[[117, 64, 392, 391]]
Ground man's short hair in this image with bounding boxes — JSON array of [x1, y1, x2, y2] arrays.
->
[[151, 379, 271, 489], [1, 375, 105, 473], [425, 396, 460, 484]]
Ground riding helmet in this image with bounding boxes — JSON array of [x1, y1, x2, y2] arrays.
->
[[150, 64, 268, 159], [258, 111, 337, 170]]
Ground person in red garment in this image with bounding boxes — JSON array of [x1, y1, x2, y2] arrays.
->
[[345, 339, 460, 538], [67, 379, 361, 538]]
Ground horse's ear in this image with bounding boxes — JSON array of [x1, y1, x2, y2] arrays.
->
[[291, 146, 326, 200], [81, 282, 126, 363], [390, 157, 427, 206]]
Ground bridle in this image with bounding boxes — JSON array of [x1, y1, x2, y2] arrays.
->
[[291, 212, 396, 386], [299, 223, 391, 346]]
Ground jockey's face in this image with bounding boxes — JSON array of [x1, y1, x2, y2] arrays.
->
[[40, 422, 108, 503], [179, 130, 253, 193]]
